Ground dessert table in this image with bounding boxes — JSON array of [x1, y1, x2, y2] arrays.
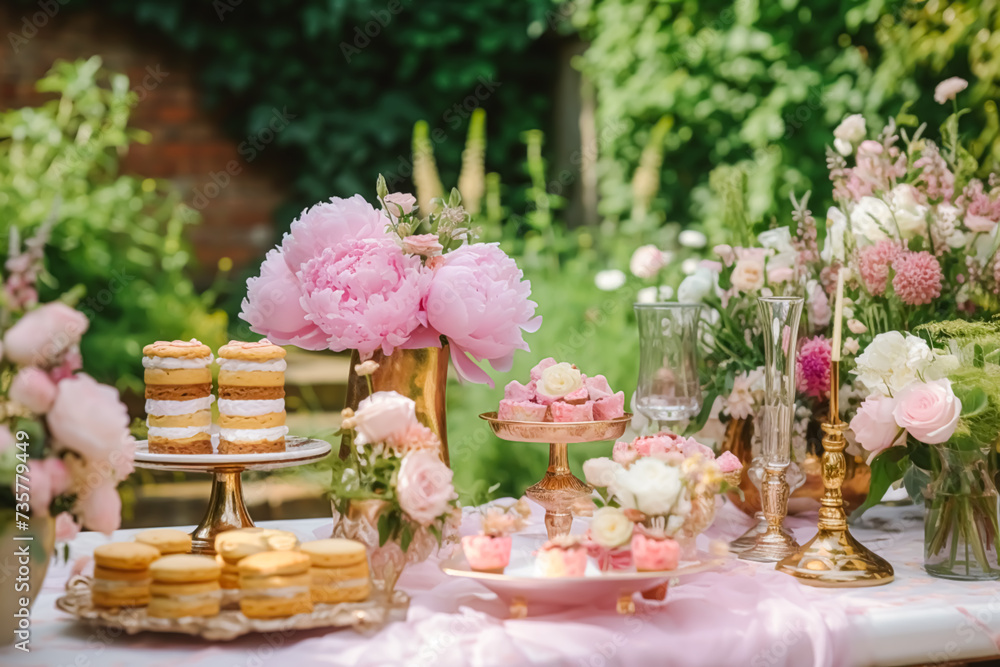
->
[[5, 499, 1000, 667]]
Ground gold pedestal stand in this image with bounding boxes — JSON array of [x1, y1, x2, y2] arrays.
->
[[480, 413, 632, 539], [776, 363, 894, 587]]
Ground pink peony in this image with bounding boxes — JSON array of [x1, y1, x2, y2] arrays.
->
[[240, 249, 329, 349], [10, 367, 57, 413], [796, 336, 832, 399], [54, 511, 81, 542], [857, 240, 902, 295], [397, 450, 456, 526], [850, 396, 904, 456], [893, 379, 962, 445], [47, 374, 135, 483], [76, 483, 122, 535], [892, 251, 943, 305], [401, 234, 444, 257], [281, 195, 388, 269], [384, 192, 417, 216], [27, 457, 70, 515], [425, 244, 541, 386], [3, 302, 89, 367]]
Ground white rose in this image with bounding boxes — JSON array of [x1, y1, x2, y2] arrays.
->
[[612, 457, 686, 516], [821, 207, 847, 263], [834, 114, 867, 144], [590, 507, 634, 548], [630, 245, 666, 278], [853, 332, 933, 396], [537, 362, 583, 401], [353, 391, 418, 445], [582, 457, 621, 489], [889, 185, 929, 239], [850, 197, 895, 244], [594, 269, 626, 291], [678, 267, 716, 303]]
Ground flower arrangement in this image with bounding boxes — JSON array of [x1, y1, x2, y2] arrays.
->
[[240, 178, 541, 386], [1, 221, 135, 541]]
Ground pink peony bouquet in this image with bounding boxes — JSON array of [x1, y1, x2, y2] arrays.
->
[[240, 178, 541, 386], [332, 390, 460, 556], [1, 222, 135, 540]]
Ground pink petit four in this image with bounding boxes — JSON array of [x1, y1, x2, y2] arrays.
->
[[584, 375, 614, 400], [562, 386, 590, 404], [504, 380, 535, 403], [593, 391, 626, 420], [631, 533, 680, 572], [498, 399, 548, 422], [462, 535, 513, 573], [536, 536, 587, 577], [530, 357, 557, 381], [550, 400, 594, 422]]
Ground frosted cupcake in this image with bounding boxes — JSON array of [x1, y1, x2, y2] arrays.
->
[[536, 534, 587, 577], [216, 340, 288, 454], [143, 340, 214, 454], [462, 501, 528, 574]]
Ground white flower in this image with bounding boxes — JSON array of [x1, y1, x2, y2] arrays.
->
[[853, 332, 936, 397], [724, 368, 764, 420], [934, 77, 968, 104], [353, 391, 418, 445], [834, 138, 854, 157], [612, 457, 687, 517], [536, 362, 583, 401], [354, 360, 379, 377], [889, 185, 929, 239], [850, 197, 894, 244], [590, 507, 634, 548], [678, 230, 707, 249], [842, 338, 860, 356], [678, 267, 716, 303], [847, 319, 867, 335], [594, 269, 626, 291], [821, 207, 847, 263], [630, 245, 666, 278], [758, 227, 795, 254], [657, 285, 674, 301], [834, 114, 867, 145], [582, 457, 621, 489], [636, 287, 658, 304], [681, 257, 699, 275]]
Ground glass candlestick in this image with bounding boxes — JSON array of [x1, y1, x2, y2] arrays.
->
[[634, 303, 703, 431], [737, 296, 803, 563]]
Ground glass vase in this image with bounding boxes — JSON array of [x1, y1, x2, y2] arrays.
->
[[923, 446, 1000, 581], [634, 303, 703, 430]]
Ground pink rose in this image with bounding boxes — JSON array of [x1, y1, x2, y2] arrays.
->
[[47, 374, 135, 483], [401, 234, 444, 257], [55, 511, 81, 543], [3, 302, 89, 367], [397, 450, 456, 526], [893, 379, 962, 445], [612, 441, 640, 466], [11, 367, 57, 413], [353, 391, 418, 446], [384, 192, 417, 216], [27, 457, 70, 515], [850, 396, 904, 455], [425, 244, 541, 386], [76, 483, 122, 535], [731, 258, 765, 293]]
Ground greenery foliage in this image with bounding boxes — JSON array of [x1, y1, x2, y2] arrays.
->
[[0, 58, 227, 393]]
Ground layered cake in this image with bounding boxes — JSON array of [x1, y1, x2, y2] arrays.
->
[[498, 357, 626, 423], [216, 340, 288, 454], [143, 340, 214, 454]]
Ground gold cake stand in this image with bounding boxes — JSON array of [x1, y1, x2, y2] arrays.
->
[[480, 413, 632, 539], [134, 436, 331, 555]]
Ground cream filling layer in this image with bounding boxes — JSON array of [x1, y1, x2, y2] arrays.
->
[[217, 358, 287, 372], [220, 426, 289, 443], [148, 426, 212, 439], [143, 355, 213, 369], [240, 585, 309, 599], [146, 396, 215, 416], [218, 398, 285, 416], [93, 578, 152, 591], [151, 590, 223, 603]]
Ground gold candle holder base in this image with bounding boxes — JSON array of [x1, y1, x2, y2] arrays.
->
[[480, 412, 632, 539], [737, 465, 800, 563]]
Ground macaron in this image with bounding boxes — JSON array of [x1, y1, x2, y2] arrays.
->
[[93, 542, 161, 571], [90, 542, 161, 608], [135, 528, 192, 555], [214, 528, 300, 565], [238, 551, 313, 618], [300, 539, 370, 604], [147, 554, 221, 619]]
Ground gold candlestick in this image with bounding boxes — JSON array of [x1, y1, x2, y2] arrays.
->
[[775, 361, 894, 586]]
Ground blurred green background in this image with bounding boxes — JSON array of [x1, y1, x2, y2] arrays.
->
[[3, 0, 1000, 517]]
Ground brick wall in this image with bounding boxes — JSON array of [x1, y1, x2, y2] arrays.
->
[[0, 6, 288, 276]]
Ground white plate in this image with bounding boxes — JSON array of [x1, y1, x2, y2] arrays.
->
[[134, 435, 331, 468]]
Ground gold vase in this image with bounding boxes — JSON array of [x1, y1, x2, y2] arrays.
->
[[721, 416, 870, 516], [1, 513, 54, 646], [340, 345, 449, 465]]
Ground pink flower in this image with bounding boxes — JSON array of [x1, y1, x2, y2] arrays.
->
[[387, 422, 442, 454], [27, 457, 70, 515], [858, 240, 902, 295], [54, 512, 81, 543], [767, 266, 794, 284], [850, 396, 904, 456], [76, 483, 122, 535], [716, 451, 743, 473], [425, 244, 541, 386], [2, 302, 89, 367], [934, 77, 968, 104], [384, 192, 417, 216], [959, 180, 1000, 233], [48, 347, 82, 383], [630, 245, 666, 278], [892, 251, 943, 305], [808, 282, 831, 328], [612, 440, 640, 466], [10, 367, 57, 413], [725, 369, 762, 420], [240, 249, 329, 349], [353, 391, 418, 446], [401, 234, 444, 257], [893, 379, 962, 445], [796, 336, 832, 399], [47, 374, 135, 483], [731, 258, 765, 293], [847, 319, 867, 335], [0, 425, 13, 454], [714, 244, 735, 265], [397, 450, 456, 526], [281, 195, 389, 269]]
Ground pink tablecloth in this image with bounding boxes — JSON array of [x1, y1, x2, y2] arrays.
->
[[4, 499, 999, 667]]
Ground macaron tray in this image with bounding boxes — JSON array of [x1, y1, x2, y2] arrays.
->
[[56, 576, 408, 640]]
